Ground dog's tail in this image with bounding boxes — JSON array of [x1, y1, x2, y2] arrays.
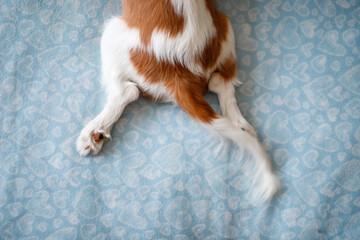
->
[[175, 89, 279, 204]]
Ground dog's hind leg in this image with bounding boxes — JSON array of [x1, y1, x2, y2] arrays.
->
[[208, 71, 279, 203], [175, 86, 279, 204], [208, 72, 257, 137], [77, 80, 139, 156]]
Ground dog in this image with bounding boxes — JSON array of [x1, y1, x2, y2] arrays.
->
[[77, 0, 279, 203]]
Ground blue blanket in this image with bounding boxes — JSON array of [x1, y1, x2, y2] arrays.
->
[[1, 0, 360, 239]]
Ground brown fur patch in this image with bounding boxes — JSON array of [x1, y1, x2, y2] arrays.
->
[[197, 0, 229, 70], [130, 49, 219, 123], [215, 56, 237, 81], [125, 0, 232, 123], [122, 0, 185, 45]]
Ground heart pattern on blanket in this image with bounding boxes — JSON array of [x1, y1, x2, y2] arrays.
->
[[250, 58, 281, 90], [318, 30, 346, 57], [300, 19, 318, 38], [273, 16, 301, 49], [74, 185, 102, 219], [340, 65, 360, 95], [294, 171, 326, 206], [25, 191, 56, 219], [235, 24, 258, 51], [18, 20, 35, 36], [264, 111, 291, 144], [294, 0, 310, 16], [331, 160, 360, 192], [303, 76, 334, 110], [309, 124, 339, 152], [1, 0, 360, 239], [151, 143, 183, 175], [118, 201, 149, 229], [56, 1, 86, 27]]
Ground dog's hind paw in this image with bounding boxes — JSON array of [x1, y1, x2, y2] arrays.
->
[[76, 130, 109, 156]]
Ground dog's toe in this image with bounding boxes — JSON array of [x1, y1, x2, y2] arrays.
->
[[76, 135, 93, 156]]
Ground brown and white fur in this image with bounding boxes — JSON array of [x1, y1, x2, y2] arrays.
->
[[77, 0, 279, 203]]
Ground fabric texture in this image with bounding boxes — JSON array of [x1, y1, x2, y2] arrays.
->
[[1, 0, 360, 239]]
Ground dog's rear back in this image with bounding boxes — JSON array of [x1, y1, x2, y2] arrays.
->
[[77, 0, 279, 204]]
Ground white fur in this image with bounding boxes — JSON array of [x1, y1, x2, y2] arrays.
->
[[208, 117, 279, 204], [77, 0, 279, 203], [208, 73, 256, 136], [208, 66, 278, 204], [77, 81, 139, 155], [151, 0, 216, 75]]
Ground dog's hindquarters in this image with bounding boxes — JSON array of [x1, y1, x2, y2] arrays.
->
[[77, 1, 279, 203]]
